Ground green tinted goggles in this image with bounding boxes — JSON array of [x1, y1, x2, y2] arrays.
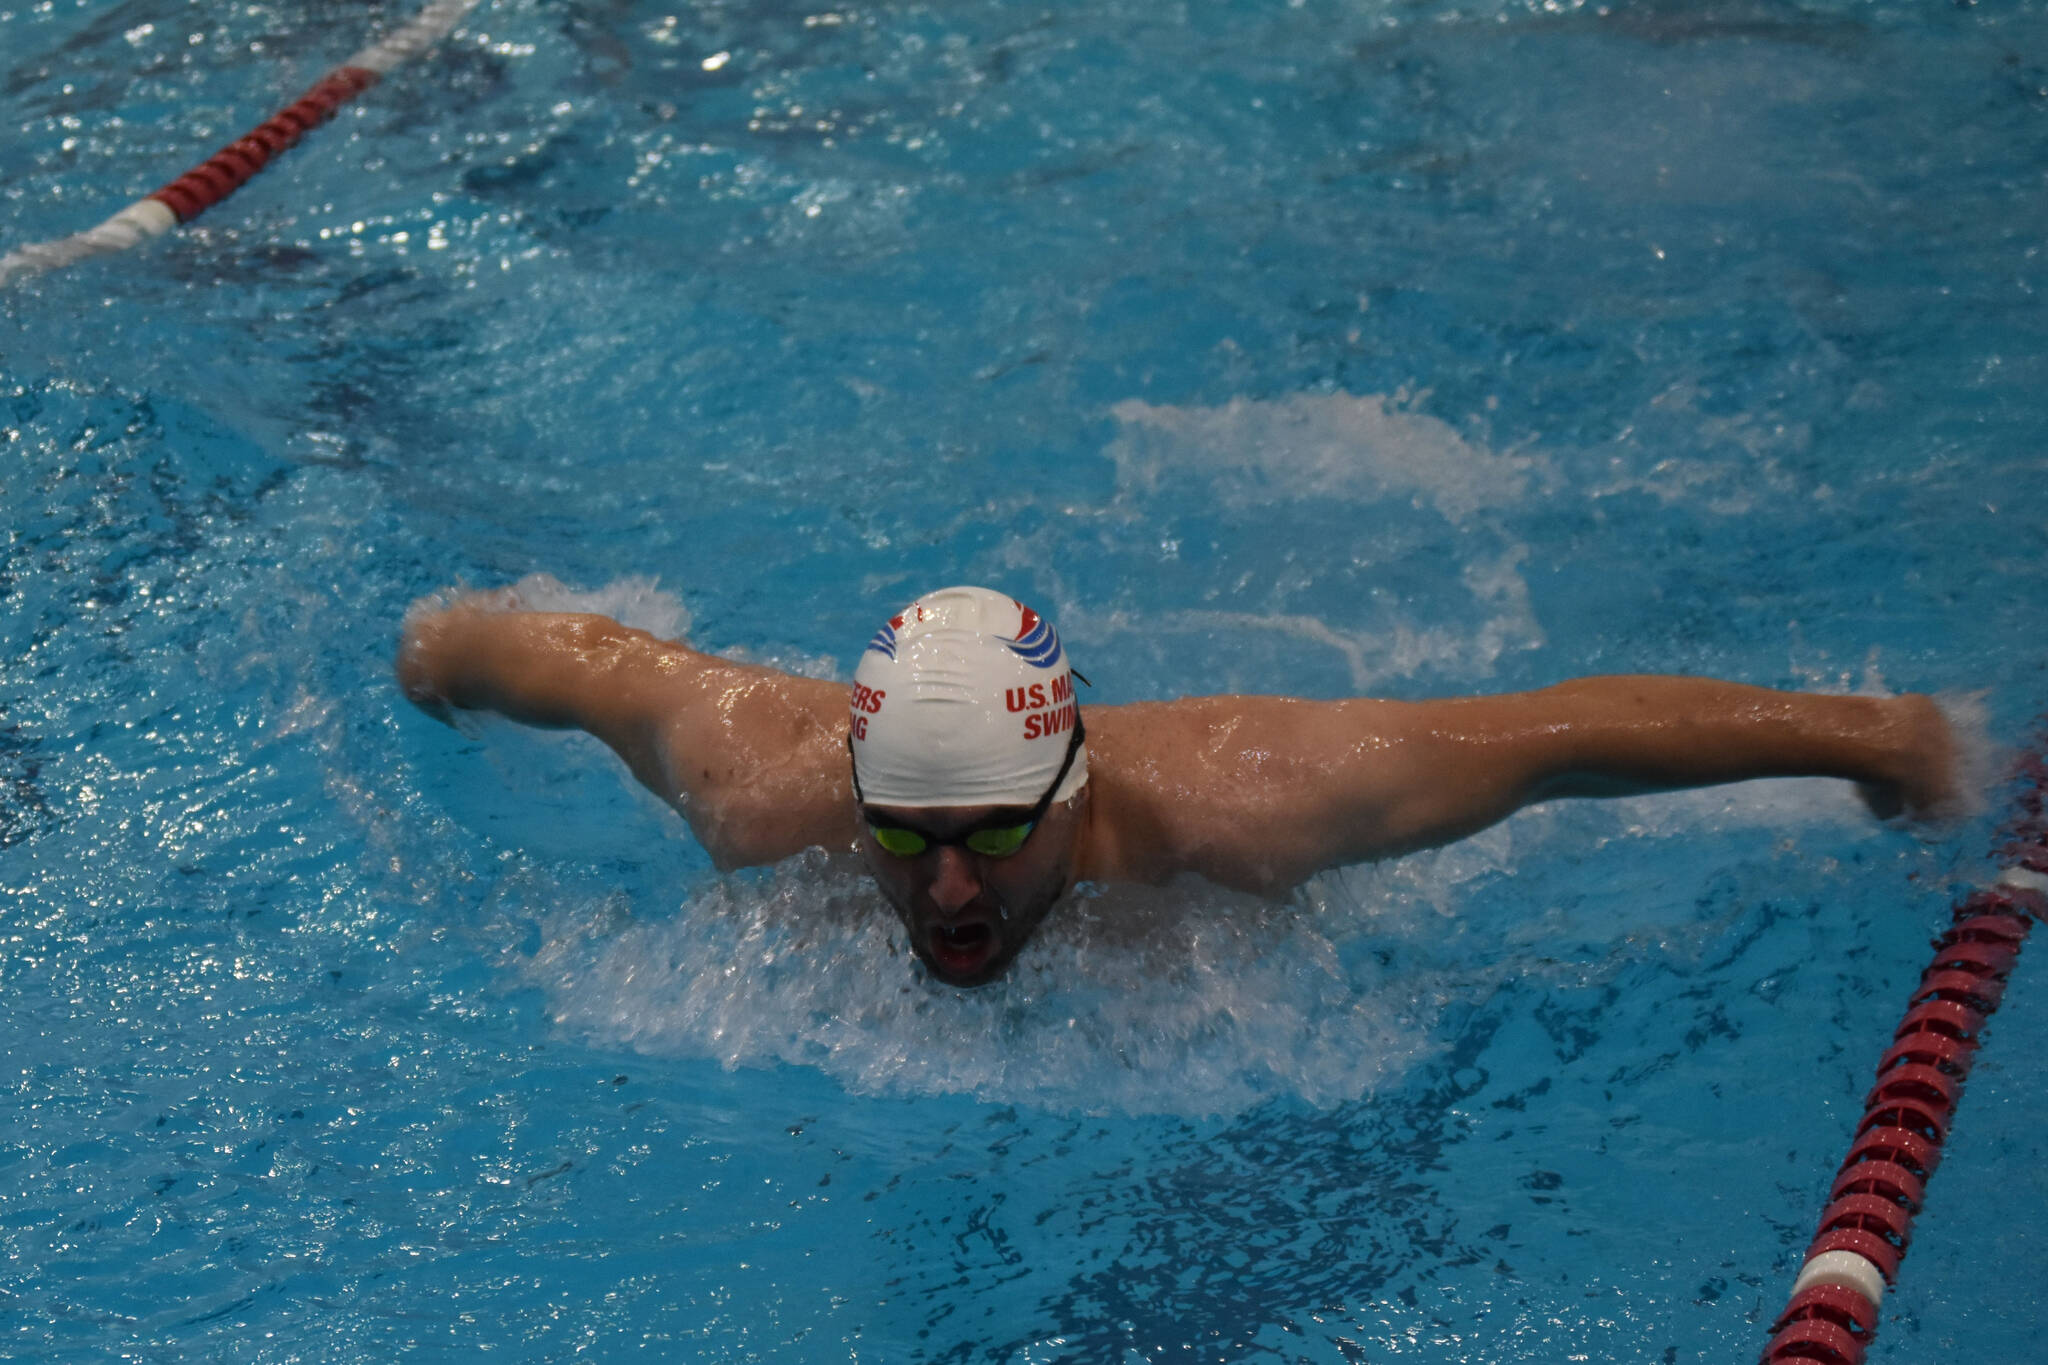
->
[[853, 714, 1086, 861], [869, 820, 1038, 859]]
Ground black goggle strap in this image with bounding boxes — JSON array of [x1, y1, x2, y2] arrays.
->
[[1024, 712, 1086, 826]]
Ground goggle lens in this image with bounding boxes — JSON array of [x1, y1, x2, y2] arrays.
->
[[869, 825, 928, 857], [868, 822, 1037, 860], [964, 823, 1034, 858], [855, 715, 1082, 864]]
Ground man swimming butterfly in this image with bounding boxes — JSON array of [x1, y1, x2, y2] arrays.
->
[[397, 585, 1964, 987]]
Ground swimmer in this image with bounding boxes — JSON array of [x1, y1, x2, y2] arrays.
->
[[397, 584, 1967, 987]]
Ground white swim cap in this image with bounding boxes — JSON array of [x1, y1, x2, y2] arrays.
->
[[849, 586, 1088, 809]]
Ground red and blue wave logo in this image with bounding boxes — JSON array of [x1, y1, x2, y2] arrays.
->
[[866, 614, 902, 660], [1004, 606, 1062, 669]]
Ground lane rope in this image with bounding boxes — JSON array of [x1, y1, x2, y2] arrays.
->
[[0, 0, 481, 287], [1761, 748, 2048, 1364]]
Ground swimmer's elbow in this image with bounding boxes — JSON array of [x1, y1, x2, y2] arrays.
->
[[685, 785, 840, 873], [671, 795, 754, 871], [700, 836, 769, 874], [696, 816, 791, 873], [1175, 829, 1327, 899]]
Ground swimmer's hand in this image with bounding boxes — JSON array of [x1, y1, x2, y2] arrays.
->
[[395, 598, 454, 724], [1856, 694, 1969, 825], [395, 587, 530, 725]]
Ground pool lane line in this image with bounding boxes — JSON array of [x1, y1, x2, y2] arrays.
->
[[1762, 753, 2048, 1365], [0, 0, 481, 288]]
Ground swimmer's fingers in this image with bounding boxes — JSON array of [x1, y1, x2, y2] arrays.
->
[[1860, 694, 1984, 828], [400, 680, 458, 726], [396, 582, 543, 719], [1858, 778, 1972, 833], [1856, 778, 1907, 824], [395, 609, 458, 723]]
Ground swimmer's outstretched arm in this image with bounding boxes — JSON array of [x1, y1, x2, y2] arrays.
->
[[1110, 679, 1960, 894], [396, 597, 855, 868]]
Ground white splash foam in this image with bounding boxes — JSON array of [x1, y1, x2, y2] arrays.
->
[[1157, 604, 1525, 692], [1587, 379, 1806, 515], [492, 571, 692, 640], [1934, 689, 1998, 824], [1089, 392, 1547, 688], [1106, 390, 1542, 521], [403, 572, 692, 640], [514, 851, 1442, 1117]]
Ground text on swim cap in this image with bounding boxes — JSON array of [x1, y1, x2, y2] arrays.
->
[[1004, 674, 1073, 714], [849, 683, 886, 740], [1021, 700, 1077, 740]]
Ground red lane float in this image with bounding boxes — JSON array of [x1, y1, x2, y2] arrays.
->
[[0, 0, 480, 285], [1763, 747, 2048, 1364], [151, 66, 380, 222]]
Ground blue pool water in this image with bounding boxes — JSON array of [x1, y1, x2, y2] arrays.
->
[[5, 0, 2047, 1359]]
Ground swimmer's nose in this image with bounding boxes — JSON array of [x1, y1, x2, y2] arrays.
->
[[926, 845, 983, 914]]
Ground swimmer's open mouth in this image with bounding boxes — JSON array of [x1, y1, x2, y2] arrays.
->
[[929, 921, 997, 977]]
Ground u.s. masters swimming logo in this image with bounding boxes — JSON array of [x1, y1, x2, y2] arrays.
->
[[1004, 606, 1063, 669], [866, 615, 901, 661]]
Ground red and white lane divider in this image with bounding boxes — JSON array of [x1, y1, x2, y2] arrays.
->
[[1762, 753, 2048, 1364], [0, 0, 480, 287]]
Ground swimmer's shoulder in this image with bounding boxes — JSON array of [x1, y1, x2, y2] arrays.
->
[[1076, 695, 1403, 892], [1076, 697, 1303, 885], [1084, 694, 1365, 773]]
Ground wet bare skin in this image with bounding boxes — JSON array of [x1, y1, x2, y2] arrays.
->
[[399, 601, 1966, 985]]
